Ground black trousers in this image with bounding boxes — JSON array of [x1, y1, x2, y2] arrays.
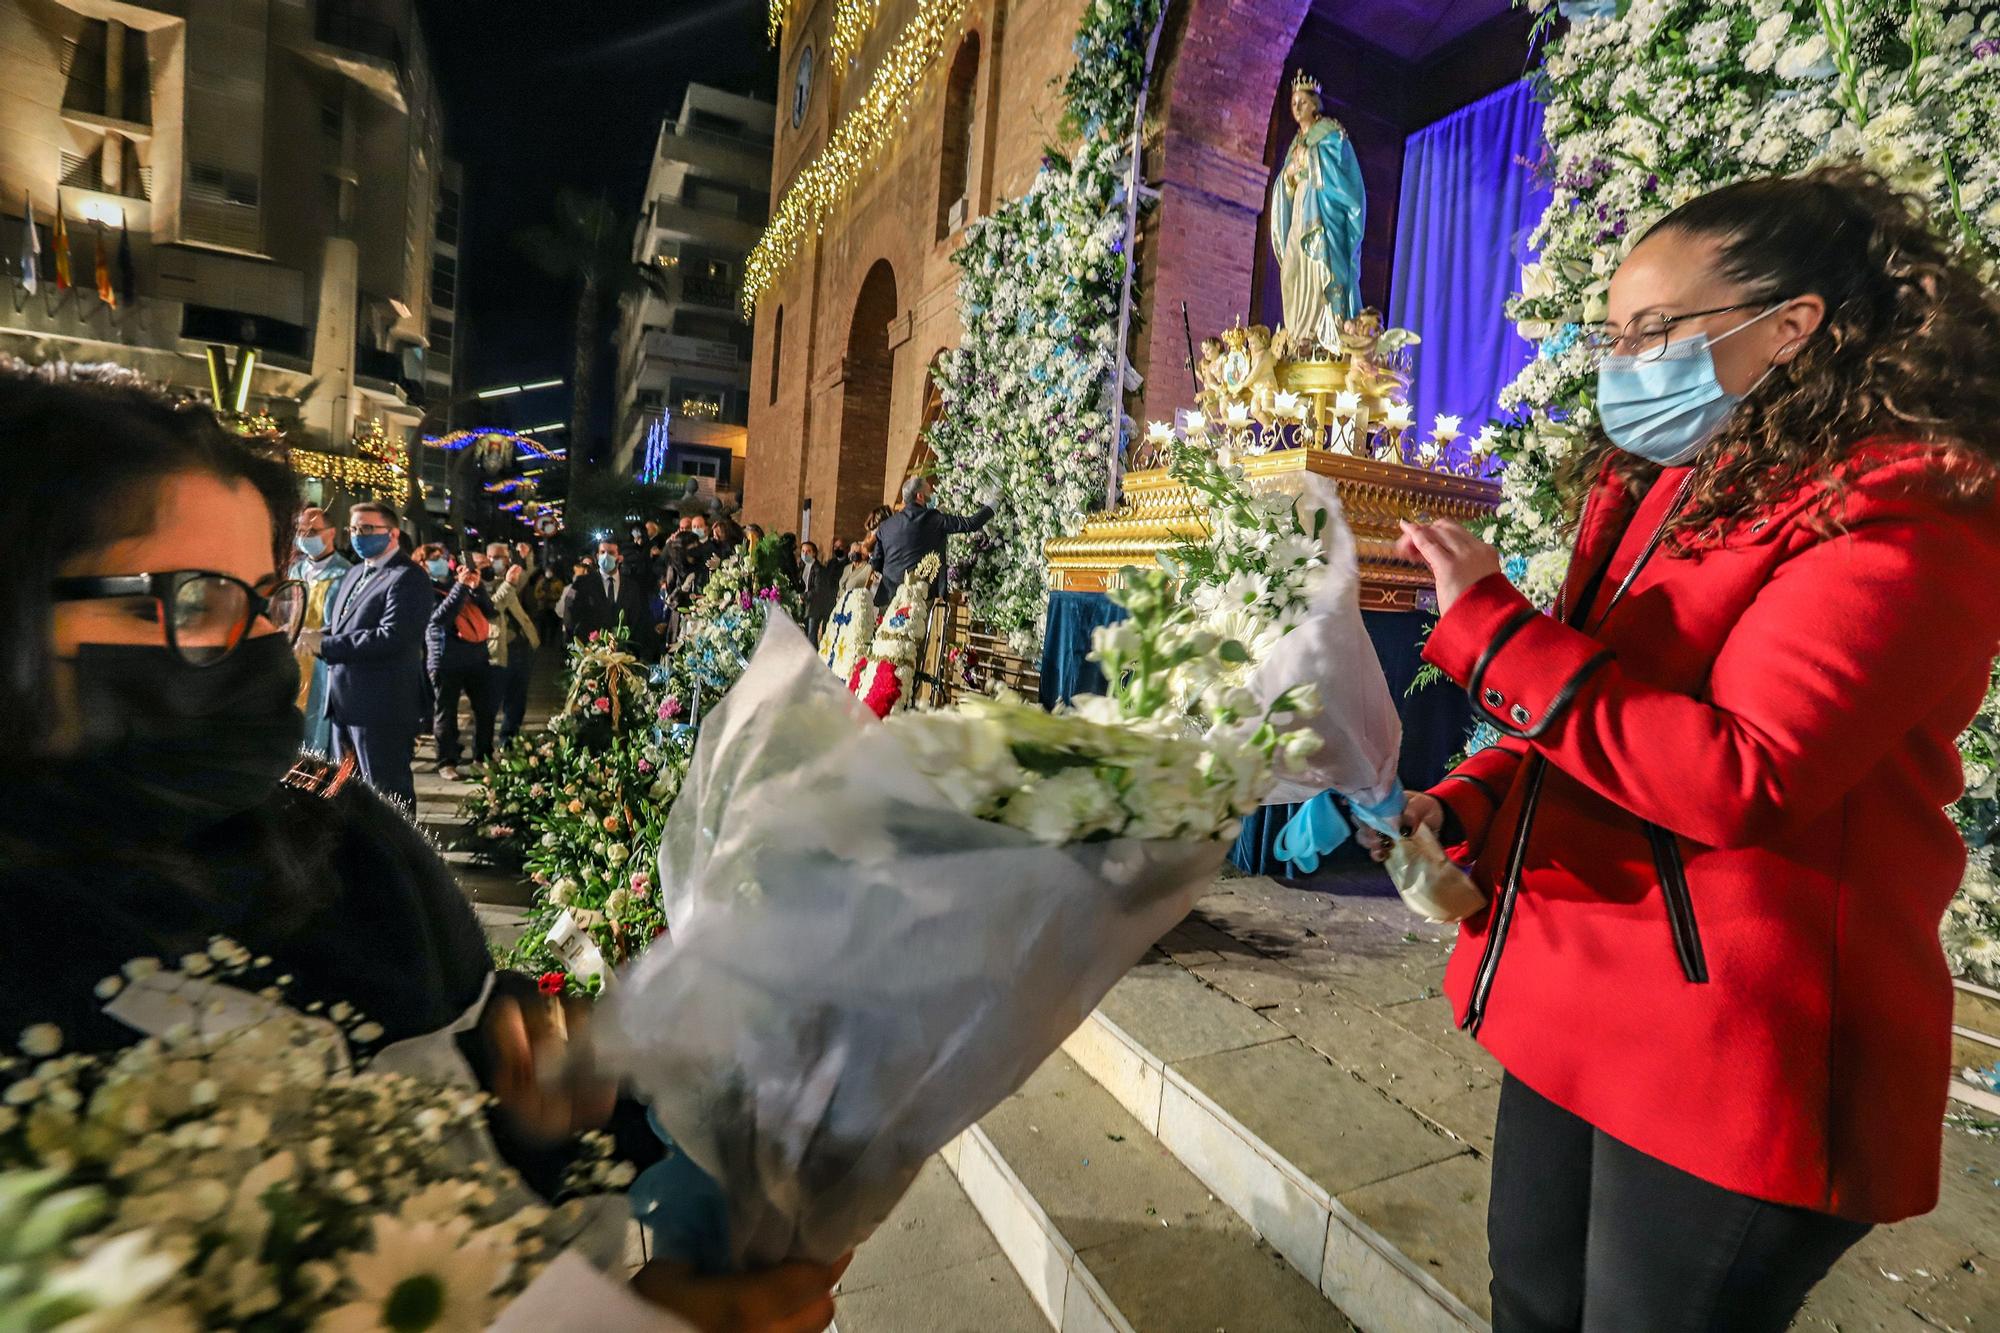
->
[[331, 722, 415, 810], [1488, 1075, 1869, 1333], [496, 650, 532, 742], [433, 659, 495, 766]]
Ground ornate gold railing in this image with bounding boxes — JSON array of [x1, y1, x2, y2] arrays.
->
[[1045, 449, 1501, 612]]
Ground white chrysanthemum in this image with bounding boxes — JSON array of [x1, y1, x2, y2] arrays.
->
[[320, 1216, 508, 1333]]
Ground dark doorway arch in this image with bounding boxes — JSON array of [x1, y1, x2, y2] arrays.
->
[[836, 259, 898, 536]]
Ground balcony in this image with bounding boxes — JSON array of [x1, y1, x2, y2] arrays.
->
[[636, 329, 750, 378], [658, 122, 772, 191], [678, 272, 737, 310], [302, 1, 407, 110], [646, 198, 762, 254]]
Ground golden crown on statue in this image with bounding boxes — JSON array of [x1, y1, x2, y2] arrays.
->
[[1291, 70, 1322, 96]]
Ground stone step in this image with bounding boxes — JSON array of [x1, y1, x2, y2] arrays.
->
[[1060, 963, 1485, 1333], [833, 1158, 1044, 1332], [473, 903, 532, 954], [945, 1050, 1351, 1332], [1955, 978, 2000, 1042], [1076, 879, 2000, 1332]]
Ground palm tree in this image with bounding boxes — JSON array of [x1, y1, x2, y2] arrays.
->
[[516, 189, 637, 489]]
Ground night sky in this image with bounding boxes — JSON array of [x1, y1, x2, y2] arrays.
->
[[416, 0, 778, 426]]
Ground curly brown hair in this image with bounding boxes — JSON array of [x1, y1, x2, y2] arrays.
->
[[1560, 166, 2000, 550]]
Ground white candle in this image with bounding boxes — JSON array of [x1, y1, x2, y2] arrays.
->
[[1384, 402, 1414, 432], [1146, 420, 1174, 443], [1272, 389, 1302, 419], [1224, 402, 1253, 429], [1182, 409, 1207, 433], [1334, 391, 1362, 418], [1433, 414, 1463, 444]]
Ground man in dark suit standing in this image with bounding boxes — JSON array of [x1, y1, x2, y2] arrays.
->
[[871, 475, 997, 609], [798, 540, 840, 644], [317, 501, 431, 809], [569, 537, 652, 645]]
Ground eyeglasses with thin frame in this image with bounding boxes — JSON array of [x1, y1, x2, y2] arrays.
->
[[1580, 301, 1782, 362], [51, 570, 308, 667]]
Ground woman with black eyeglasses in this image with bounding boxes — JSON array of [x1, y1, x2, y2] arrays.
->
[[1360, 168, 2000, 1329], [0, 372, 844, 1332]]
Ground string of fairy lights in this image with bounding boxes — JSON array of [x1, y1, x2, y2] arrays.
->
[[743, 0, 970, 311], [829, 0, 885, 63]]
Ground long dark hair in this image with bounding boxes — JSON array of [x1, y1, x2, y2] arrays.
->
[[0, 371, 297, 756], [1563, 166, 2000, 548]]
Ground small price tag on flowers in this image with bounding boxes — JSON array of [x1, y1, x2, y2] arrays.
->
[[546, 910, 609, 984]]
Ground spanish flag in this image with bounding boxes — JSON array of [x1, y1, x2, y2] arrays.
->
[[50, 192, 70, 290], [94, 222, 114, 306]]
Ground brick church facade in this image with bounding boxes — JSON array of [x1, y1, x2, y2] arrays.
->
[[743, 0, 1531, 546]]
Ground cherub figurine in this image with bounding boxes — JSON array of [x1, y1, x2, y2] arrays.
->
[[1195, 336, 1230, 418]]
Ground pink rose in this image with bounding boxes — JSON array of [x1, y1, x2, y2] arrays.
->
[[595, 696, 611, 713]]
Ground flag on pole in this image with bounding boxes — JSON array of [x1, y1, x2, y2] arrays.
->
[[117, 219, 136, 306], [94, 222, 114, 306], [51, 192, 70, 290], [19, 190, 39, 296]]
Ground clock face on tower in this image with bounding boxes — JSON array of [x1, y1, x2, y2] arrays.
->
[[791, 43, 814, 130]]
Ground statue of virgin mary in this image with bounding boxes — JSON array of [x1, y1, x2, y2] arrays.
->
[[1269, 72, 1366, 354]]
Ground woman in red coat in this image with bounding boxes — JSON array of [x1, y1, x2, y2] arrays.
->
[[1373, 168, 2000, 1330]]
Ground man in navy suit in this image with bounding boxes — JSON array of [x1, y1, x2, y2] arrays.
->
[[317, 501, 432, 809], [870, 474, 997, 609]]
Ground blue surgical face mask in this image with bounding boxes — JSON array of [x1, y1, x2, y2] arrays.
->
[[598, 553, 619, 575], [1596, 304, 1784, 466], [295, 533, 328, 559], [353, 531, 394, 561], [426, 558, 451, 579]]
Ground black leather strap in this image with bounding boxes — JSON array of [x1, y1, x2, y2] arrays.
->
[[1442, 772, 1500, 808], [1484, 650, 1615, 739], [1463, 606, 1541, 704]]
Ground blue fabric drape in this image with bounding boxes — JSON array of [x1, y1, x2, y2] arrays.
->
[[1038, 591, 1130, 709], [1387, 81, 1549, 456], [1038, 594, 1474, 877]]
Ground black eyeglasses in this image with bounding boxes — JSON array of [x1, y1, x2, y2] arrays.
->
[[1581, 301, 1782, 362], [52, 570, 308, 666]]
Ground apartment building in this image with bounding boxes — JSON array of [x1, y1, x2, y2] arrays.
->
[[0, 0, 451, 507], [610, 84, 773, 492]]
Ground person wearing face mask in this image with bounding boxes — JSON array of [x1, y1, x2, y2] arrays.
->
[[568, 537, 651, 647], [316, 501, 432, 810], [287, 505, 352, 755], [426, 548, 497, 782], [1357, 168, 2000, 1329], [0, 374, 849, 1330], [484, 541, 542, 745], [869, 474, 997, 609]]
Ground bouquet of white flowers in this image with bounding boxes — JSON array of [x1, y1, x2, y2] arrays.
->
[[0, 954, 634, 1332], [589, 572, 1319, 1268]]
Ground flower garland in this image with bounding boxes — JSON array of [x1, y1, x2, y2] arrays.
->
[[820, 584, 878, 680], [926, 0, 1161, 651], [848, 553, 939, 717], [1491, 0, 2000, 979]]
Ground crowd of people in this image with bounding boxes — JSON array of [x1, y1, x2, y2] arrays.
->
[[555, 479, 996, 663]]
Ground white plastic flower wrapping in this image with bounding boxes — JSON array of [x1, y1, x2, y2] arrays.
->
[[590, 616, 1228, 1267]]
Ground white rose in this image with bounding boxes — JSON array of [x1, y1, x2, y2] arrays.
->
[[1774, 33, 1831, 80]]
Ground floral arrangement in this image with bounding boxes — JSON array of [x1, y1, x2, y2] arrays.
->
[[1492, 0, 1999, 576], [926, 0, 1162, 651], [0, 949, 628, 1331], [501, 551, 804, 991], [819, 585, 877, 680], [1148, 426, 1328, 716], [848, 554, 939, 717], [1946, 664, 2000, 987], [887, 564, 1321, 843]]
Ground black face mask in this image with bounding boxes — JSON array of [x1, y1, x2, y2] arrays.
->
[[55, 635, 305, 837]]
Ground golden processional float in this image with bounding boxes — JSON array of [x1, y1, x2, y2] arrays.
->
[[1045, 312, 1502, 612]]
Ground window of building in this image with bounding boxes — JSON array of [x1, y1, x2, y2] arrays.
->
[[675, 383, 728, 420], [427, 315, 453, 357], [936, 34, 981, 240], [437, 187, 460, 244], [188, 163, 261, 208], [636, 389, 665, 412], [684, 179, 739, 218], [429, 254, 456, 307], [677, 452, 723, 480], [769, 305, 783, 404]]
